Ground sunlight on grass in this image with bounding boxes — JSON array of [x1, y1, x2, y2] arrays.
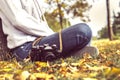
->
[[0, 39, 120, 80]]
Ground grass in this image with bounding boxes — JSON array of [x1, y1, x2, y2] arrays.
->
[[0, 39, 120, 80]]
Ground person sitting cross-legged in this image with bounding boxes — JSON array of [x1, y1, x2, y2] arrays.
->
[[0, 0, 99, 61]]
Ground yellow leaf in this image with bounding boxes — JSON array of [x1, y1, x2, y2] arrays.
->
[[68, 65, 79, 73], [104, 67, 120, 76], [61, 62, 67, 67], [20, 71, 30, 80], [83, 78, 97, 80], [0, 68, 12, 72], [88, 72, 98, 77], [30, 73, 55, 80], [1, 74, 13, 80], [71, 59, 85, 67], [85, 63, 107, 71], [35, 61, 47, 67]]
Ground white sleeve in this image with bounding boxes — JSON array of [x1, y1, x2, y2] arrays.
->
[[0, 0, 53, 36]]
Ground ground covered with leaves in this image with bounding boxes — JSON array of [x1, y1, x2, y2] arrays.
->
[[0, 39, 120, 80]]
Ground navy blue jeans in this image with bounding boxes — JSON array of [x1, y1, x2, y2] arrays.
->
[[13, 23, 92, 61]]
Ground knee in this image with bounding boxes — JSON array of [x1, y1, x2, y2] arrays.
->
[[74, 23, 92, 42]]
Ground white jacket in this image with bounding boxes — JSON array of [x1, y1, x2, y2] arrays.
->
[[0, 0, 54, 49]]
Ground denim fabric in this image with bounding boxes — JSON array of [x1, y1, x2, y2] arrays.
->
[[12, 23, 92, 60], [12, 42, 32, 61]]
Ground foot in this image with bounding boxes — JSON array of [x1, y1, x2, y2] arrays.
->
[[72, 46, 99, 58]]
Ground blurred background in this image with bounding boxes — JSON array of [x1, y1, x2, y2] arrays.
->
[[38, 0, 120, 40]]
